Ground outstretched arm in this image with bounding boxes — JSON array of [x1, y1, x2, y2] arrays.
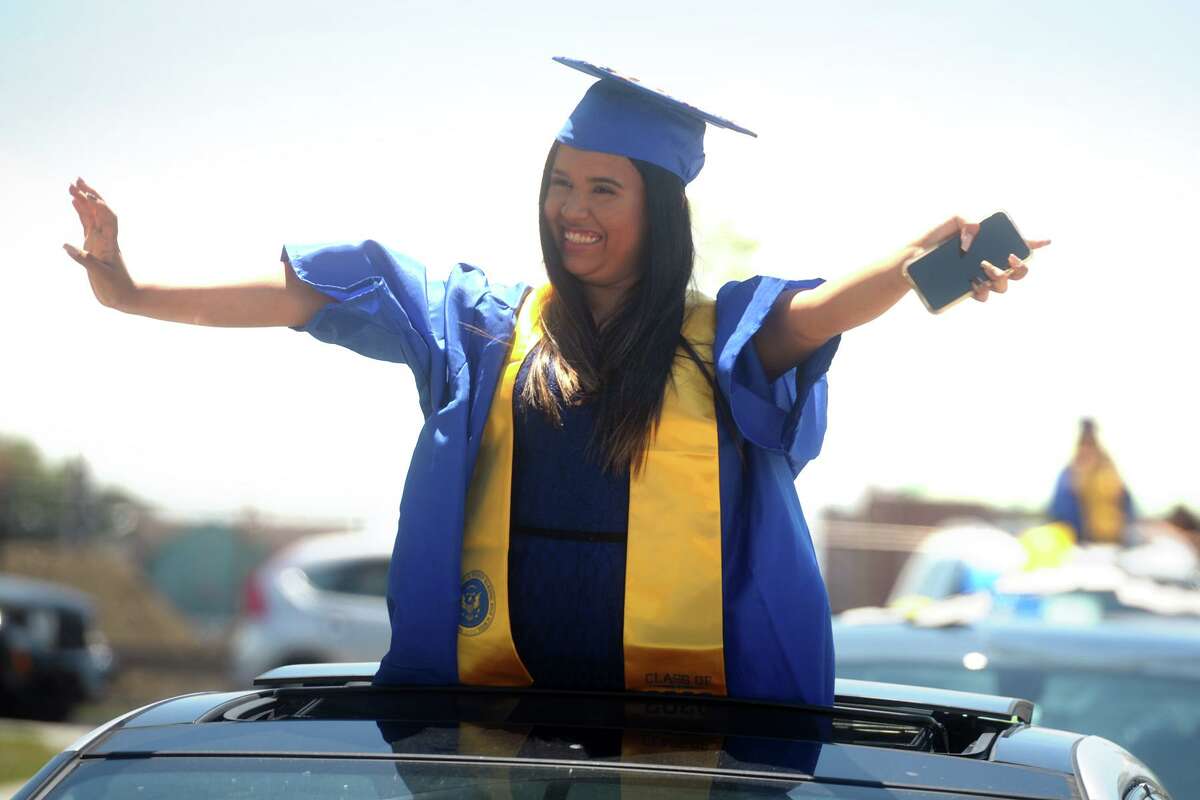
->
[[754, 215, 1051, 378], [62, 178, 331, 328]]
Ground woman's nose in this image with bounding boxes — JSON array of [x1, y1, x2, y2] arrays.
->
[[560, 191, 589, 220]]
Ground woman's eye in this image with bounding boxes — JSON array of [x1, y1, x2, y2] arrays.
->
[[550, 178, 570, 188], [593, 185, 614, 195]]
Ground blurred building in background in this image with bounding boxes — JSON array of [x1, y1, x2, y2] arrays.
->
[[135, 511, 353, 635]]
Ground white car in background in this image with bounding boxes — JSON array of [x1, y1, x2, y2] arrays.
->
[[231, 532, 393, 686], [887, 523, 1029, 609]]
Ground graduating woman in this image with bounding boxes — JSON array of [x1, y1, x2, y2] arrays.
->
[[63, 58, 1048, 707]]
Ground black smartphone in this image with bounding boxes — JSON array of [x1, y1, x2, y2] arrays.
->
[[904, 211, 1031, 314]]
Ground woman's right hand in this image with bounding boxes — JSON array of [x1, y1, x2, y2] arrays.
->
[[63, 178, 138, 311]]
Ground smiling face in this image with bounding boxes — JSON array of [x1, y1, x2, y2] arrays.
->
[[543, 143, 648, 302]]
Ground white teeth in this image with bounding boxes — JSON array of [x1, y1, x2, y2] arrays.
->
[[564, 231, 601, 244]]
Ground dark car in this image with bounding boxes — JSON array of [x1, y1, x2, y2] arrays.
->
[[835, 611, 1199, 795], [0, 573, 114, 720], [15, 662, 1168, 800]]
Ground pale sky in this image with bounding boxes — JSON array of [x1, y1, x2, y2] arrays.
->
[[2, 0, 1197, 540]]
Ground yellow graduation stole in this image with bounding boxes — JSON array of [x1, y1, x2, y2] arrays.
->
[[458, 284, 727, 695], [1076, 458, 1126, 543]]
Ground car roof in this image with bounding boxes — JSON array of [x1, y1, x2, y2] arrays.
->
[[269, 531, 394, 566], [53, 663, 1093, 800], [251, 662, 1038, 721], [0, 573, 94, 613]]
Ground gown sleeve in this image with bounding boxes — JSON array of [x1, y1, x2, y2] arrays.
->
[[1048, 467, 1083, 535], [282, 240, 526, 417], [714, 276, 840, 478]]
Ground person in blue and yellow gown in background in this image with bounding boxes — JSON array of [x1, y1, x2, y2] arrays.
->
[[62, 57, 1050, 709], [1049, 418, 1136, 546]]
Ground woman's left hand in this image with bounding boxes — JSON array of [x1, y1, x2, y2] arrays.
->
[[910, 215, 1051, 303]]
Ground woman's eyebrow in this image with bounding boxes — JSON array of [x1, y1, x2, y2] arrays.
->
[[550, 169, 624, 189], [588, 176, 624, 189]]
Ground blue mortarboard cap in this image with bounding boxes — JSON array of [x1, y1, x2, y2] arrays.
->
[[554, 57, 756, 185]]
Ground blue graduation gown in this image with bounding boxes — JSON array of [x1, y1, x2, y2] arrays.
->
[[285, 239, 840, 706]]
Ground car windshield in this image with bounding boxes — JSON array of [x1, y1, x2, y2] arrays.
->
[[836, 662, 1200, 792], [45, 756, 1003, 800]]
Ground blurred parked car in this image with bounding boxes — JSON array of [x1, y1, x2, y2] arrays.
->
[[886, 523, 1029, 613], [835, 609, 1200, 794], [14, 661, 1171, 800], [0, 573, 113, 720], [230, 533, 391, 686]]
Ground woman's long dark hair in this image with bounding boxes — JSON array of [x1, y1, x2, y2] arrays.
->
[[521, 140, 695, 474]]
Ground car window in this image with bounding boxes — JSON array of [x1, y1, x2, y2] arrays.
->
[[304, 559, 389, 598], [46, 756, 1007, 800], [1030, 671, 1200, 794], [889, 556, 966, 602], [340, 559, 389, 597]]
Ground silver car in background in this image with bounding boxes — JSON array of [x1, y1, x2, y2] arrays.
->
[[230, 532, 392, 686]]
